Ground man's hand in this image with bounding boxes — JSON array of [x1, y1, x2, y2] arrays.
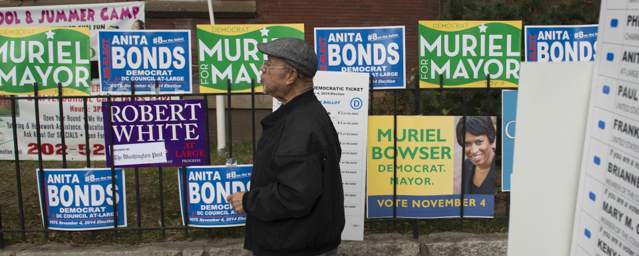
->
[[226, 192, 246, 214]]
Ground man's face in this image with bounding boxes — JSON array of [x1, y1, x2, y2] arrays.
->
[[260, 56, 291, 98]]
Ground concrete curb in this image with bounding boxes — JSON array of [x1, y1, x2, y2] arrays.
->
[[0, 232, 508, 256]]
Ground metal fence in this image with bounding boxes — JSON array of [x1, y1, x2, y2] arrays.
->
[[0, 75, 516, 249]]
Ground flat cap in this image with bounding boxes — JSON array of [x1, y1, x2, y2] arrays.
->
[[258, 38, 318, 78]]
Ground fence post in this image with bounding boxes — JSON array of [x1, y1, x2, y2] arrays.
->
[[106, 96, 119, 239], [57, 82, 68, 168], [81, 94, 94, 240], [412, 73, 420, 237], [393, 91, 398, 223], [155, 80, 166, 239], [129, 81, 143, 240], [414, 73, 420, 115], [203, 94, 212, 165], [227, 79, 233, 158], [251, 79, 256, 156], [10, 96, 26, 241], [182, 166, 189, 238], [33, 82, 49, 241], [369, 75, 374, 115], [460, 89, 467, 229], [0, 201, 3, 249], [486, 75, 491, 115], [439, 74, 444, 115]]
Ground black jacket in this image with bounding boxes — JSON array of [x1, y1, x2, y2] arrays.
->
[[242, 89, 345, 256], [461, 156, 496, 195]]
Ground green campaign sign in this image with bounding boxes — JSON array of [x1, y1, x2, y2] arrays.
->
[[0, 27, 91, 95], [196, 24, 304, 93], [419, 21, 521, 88]]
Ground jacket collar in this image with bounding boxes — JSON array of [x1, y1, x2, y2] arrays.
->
[[261, 89, 317, 127]]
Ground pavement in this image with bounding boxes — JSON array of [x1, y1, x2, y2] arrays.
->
[[0, 232, 508, 256]]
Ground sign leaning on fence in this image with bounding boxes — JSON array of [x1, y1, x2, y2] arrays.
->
[[178, 165, 252, 228], [37, 168, 127, 231], [367, 116, 496, 218], [314, 26, 406, 89], [0, 2, 145, 61], [0, 27, 91, 95], [525, 25, 598, 62], [196, 24, 304, 93], [418, 21, 522, 88], [502, 90, 517, 192], [97, 30, 193, 95], [102, 99, 207, 168]]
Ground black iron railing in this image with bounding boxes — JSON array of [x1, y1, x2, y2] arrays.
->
[[0, 75, 516, 248]]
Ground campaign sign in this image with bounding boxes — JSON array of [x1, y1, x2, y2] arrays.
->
[[196, 24, 304, 93], [367, 116, 496, 218], [97, 30, 192, 94], [314, 26, 406, 89], [102, 99, 207, 167], [36, 168, 126, 231], [525, 25, 597, 62], [178, 165, 251, 227], [0, 27, 91, 96], [502, 90, 517, 192], [419, 21, 522, 88]]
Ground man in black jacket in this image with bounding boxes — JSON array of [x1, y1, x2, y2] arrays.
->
[[226, 38, 345, 256]]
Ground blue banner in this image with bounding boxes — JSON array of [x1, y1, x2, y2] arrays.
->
[[37, 168, 127, 231], [368, 194, 494, 218], [97, 30, 193, 94], [525, 25, 597, 62], [502, 90, 517, 192], [314, 26, 406, 89], [178, 165, 252, 227]]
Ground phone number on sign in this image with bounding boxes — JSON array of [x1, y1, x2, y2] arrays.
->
[[27, 143, 105, 156]]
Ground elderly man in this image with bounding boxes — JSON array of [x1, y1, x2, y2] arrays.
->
[[226, 38, 345, 256]]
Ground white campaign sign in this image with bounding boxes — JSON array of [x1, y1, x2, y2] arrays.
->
[[0, 2, 145, 61], [570, 1, 639, 255], [273, 71, 369, 241], [112, 141, 166, 165], [0, 91, 176, 161]]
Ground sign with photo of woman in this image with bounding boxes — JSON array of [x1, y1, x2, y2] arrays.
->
[[367, 115, 495, 218]]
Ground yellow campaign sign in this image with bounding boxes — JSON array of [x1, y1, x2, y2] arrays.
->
[[367, 116, 496, 218], [368, 116, 456, 196]]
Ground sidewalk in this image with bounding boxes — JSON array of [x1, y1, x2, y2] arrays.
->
[[0, 232, 508, 256]]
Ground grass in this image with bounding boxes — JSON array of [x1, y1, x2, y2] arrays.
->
[[0, 141, 509, 247]]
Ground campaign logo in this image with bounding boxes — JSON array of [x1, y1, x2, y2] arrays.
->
[[350, 97, 363, 110]]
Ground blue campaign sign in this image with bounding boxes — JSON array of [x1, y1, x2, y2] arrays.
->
[[178, 165, 251, 227], [314, 26, 406, 89], [97, 30, 193, 94], [502, 90, 517, 192], [367, 195, 494, 218], [36, 168, 127, 231], [525, 25, 598, 62]]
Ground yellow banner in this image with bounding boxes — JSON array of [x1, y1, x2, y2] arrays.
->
[[368, 116, 456, 196], [418, 20, 522, 32], [0, 27, 89, 38], [196, 24, 304, 36]]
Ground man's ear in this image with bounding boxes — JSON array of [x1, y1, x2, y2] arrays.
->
[[285, 69, 298, 85]]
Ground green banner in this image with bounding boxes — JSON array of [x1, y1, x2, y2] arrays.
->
[[419, 21, 521, 88], [0, 27, 91, 95], [196, 24, 304, 93]]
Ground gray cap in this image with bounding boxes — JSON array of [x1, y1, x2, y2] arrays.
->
[[258, 38, 318, 78]]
